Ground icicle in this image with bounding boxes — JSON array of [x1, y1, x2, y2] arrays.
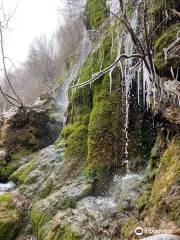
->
[[137, 65, 141, 105], [91, 68, 94, 78], [111, 31, 114, 56], [109, 66, 115, 94], [163, 30, 180, 63], [99, 46, 104, 71], [108, 35, 122, 94]]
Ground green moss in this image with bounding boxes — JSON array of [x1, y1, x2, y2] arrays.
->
[[154, 23, 180, 71], [0, 193, 21, 240], [39, 178, 53, 199], [31, 204, 52, 240], [85, 83, 124, 189], [135, 191, 150, 214], [63, 26, 124, 190], [60, 197, 76, 209], [148, 136, 180, 225], [151, 136, 180, 203], [61, 124, 77, 140], [10, 157, 36, 184], [0, 193, 12, 202], [120, 217, 139, 240], [86, 0, 108, 29], [64, 125, 88, 162], [0, 150, 31, 181], [47, 222, 81, 240]]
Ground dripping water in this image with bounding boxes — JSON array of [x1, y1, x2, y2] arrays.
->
[[122, 3, 140, 174]]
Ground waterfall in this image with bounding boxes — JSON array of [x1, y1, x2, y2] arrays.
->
[[122, 3, 140, 174], [56, 29, 92, 117]]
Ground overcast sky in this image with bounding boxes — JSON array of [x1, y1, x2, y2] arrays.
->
[[2, 0, 64, 66]]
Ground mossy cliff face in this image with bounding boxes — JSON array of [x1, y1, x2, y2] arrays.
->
[[120, 134, 180, 240], [149, 0, 180, 77], [62, 22, 126, 190], [148, 135, 180, 227]]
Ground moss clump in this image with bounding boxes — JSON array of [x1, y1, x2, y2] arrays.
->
[[64, 125, 88, 162], [120, 217, 140, 240], [0, 193, 22, 240], [64, 26, 124, 190], [60, 197, 76, 209], [0, 149, 31, 181], [86, 0, 108, 29], [46, 220, 81, 240], [10, 157, 36, 184], [85, 75, 124, 189], [0, 192, 12, 202], [38, 178, 54, 199], [154, 23, 180, 71], [61, 124, 77, 140], [31, 204, 52, 240]]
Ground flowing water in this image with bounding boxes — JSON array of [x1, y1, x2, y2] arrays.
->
[[122, 2, 140, 174], [55, 29, 92, 116], [0, 181, 16, 194]]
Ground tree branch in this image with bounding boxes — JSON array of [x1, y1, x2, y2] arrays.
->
[[0, 21, 23, 107], [72, 53, 144, 88], [0, 86, 20, 108]]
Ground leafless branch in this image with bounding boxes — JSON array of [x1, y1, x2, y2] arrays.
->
[[0, 86, 20, 107], [72, 53, 144, 88], [0, 1, 23, 108]]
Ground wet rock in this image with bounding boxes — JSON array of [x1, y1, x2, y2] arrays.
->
[[141, 234, 180, 240], [31, 178, 93, 240], [0, 101, 61, 154], [163, 107, 180, 125], [46, 196, 120, 240], [10, 145, 64, 199], [109, 174, 144, 213]]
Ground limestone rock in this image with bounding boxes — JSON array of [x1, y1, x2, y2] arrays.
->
[[141, 234, 180, 240]]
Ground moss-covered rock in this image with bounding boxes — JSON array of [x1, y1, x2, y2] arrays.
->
[[86, 0, 108, 29], [146, 135, 180, 227], [0, 150, 31, 181], [154, 23, 180, 72], [46, 221, 81, 240], [0, 193, 22, 240], [10, 145, 64, 199], [120, 217, 140, 240], [64, 125, 88, 162], [31, 203, 52, 240]]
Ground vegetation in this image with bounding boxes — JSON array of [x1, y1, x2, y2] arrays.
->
[[0, 0, 180, 239]]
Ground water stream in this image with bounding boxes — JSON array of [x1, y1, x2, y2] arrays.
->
[[55, 29, 92, 117], [0, 181, 16, 194], [123, 2, 140, 174]]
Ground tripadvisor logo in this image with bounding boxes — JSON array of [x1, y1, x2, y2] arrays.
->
[[135, 227, 144, 236], [134, 226, 173, 236]]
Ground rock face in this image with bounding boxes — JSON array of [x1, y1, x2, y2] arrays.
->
[[0, 97, 62, 181], [46, 197, 120, 240], [0, 106, 60, 153], [141, 234, 180, 240]]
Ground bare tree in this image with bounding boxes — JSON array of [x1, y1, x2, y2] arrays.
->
[[0, 0, 23, 108]]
